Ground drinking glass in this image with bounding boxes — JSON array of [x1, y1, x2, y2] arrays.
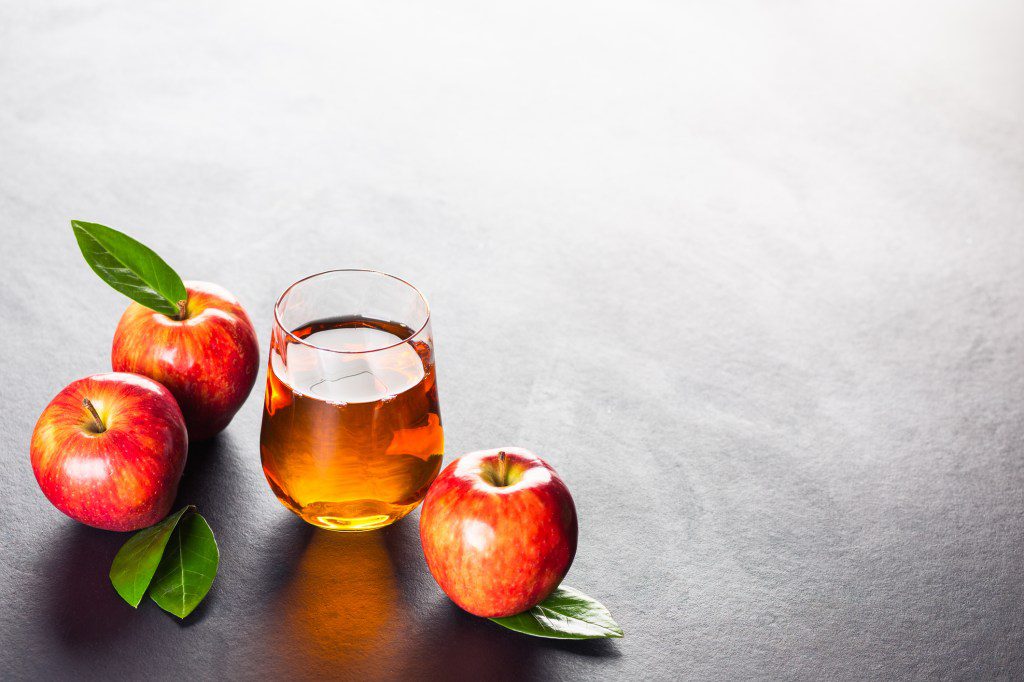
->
[[260, 269, 443, 531]]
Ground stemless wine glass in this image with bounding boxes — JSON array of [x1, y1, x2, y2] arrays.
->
[[259, 269, 443, 531]]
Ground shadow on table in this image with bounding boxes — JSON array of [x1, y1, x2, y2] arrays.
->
[[403, 596, 621, 680], [167, 445, 622, 677], [256, 520, 405, 675], [380, 514, 622, 678], [179, 429, 320, 605], [174, 433, 240, 518], [39, 522, 135, 648], [35, 430, 621, 677], [255, 513, 618, 678], [253, 508, 620, 678], [167, 434, 243, 628], [38, 431, 249, 645]]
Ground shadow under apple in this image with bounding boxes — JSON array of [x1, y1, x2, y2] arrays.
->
[[395, 595, 621, 680], [173, 433, 230, 510], [378, 509, 621, 678], [39, 521, 135, 648]]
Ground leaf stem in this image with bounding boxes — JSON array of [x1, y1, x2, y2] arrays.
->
[[82, 398, 106, 433]]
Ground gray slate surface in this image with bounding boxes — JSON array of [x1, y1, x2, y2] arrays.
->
[[1, 1, 1023, 679]]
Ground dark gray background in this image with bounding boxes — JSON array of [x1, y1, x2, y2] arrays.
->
[[1, 1, 1022, 680]]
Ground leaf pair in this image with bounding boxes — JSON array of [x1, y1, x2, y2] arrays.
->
[[110, 506, 219, 619], [71, 220, 187, 318], [489, 586, 623, 639]]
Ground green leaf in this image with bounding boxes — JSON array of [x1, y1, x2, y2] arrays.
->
[[71, 219, 187, 317], [489, 586, 624, 640], [149, 511, 219, 619], [110, 506, 193, 608]]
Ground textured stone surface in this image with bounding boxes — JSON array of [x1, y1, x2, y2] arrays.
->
[[1, 1, 1022, 679]]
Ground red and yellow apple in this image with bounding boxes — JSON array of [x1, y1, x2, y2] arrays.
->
[[112, 280, 259, 441], [30, 373, 188, 531], [419, 447, 578, 617]]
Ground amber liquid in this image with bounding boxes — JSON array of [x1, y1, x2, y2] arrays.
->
[[260, 316, 443, 531]]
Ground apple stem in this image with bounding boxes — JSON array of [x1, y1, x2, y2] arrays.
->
[[497, 450, 507, 487], [176, 299, 188, 321], [82, 398, 106, 434]]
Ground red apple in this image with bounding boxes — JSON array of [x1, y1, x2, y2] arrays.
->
[[112, 280, 259, 441], [30, 373, 188, 531], [419, 447, 578, 617]]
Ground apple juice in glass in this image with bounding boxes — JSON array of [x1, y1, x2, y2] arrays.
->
[[260, 270, 443, 531]]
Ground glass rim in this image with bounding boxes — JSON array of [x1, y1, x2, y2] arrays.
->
[[273, 268, 431, 355]]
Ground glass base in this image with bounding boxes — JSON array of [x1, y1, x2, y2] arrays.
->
[[280, 497, 418, 531]]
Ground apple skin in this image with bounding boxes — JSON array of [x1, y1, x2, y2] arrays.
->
[[112, 280, 259, 441], [30, 373, 188, 532], [419, 447, 578, 618]]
